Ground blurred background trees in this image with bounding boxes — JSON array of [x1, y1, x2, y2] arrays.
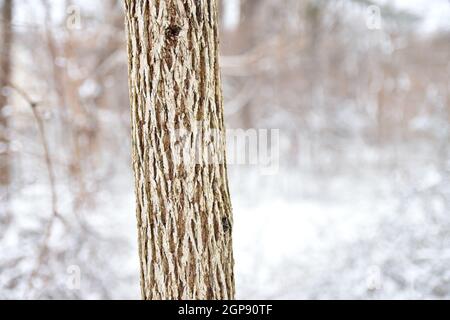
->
[[0, 0, 13, 232], [0, 0, 449, 299]]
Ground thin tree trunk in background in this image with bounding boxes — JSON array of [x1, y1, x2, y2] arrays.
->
[[124, 0, 235, 300], [0, 0, 13, 200]]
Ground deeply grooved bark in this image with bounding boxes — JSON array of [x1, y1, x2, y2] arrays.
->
[[124, 0, 235, 300]]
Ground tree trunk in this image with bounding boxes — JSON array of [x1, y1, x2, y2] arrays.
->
[[124, 0, 235, 300], [0, 0, 13, 204]]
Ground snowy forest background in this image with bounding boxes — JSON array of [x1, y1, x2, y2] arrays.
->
[[0, 0, 449, 299]]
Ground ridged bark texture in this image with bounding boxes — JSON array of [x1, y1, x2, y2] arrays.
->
[[124, 0, 235, 300]]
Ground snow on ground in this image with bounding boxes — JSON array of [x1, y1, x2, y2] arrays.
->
[[231, 170, 396, 299], [2, 152, 448, 299]]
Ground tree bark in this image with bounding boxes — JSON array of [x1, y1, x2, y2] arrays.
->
[[0, 0, 13, 194], [124, 0, 235, 300]]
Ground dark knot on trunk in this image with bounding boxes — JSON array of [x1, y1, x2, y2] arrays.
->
[[165, 25, 182, 41]]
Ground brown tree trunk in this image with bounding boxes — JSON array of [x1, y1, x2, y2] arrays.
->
[[0, 0, 13, 202], [124, 0, 235, 300]]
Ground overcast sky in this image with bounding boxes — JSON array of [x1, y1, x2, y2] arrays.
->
[[378, 0, 450, 32]]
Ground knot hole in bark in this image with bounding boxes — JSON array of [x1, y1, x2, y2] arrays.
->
[[222, 217, 231, 234], [165, 24, 182, 42]]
